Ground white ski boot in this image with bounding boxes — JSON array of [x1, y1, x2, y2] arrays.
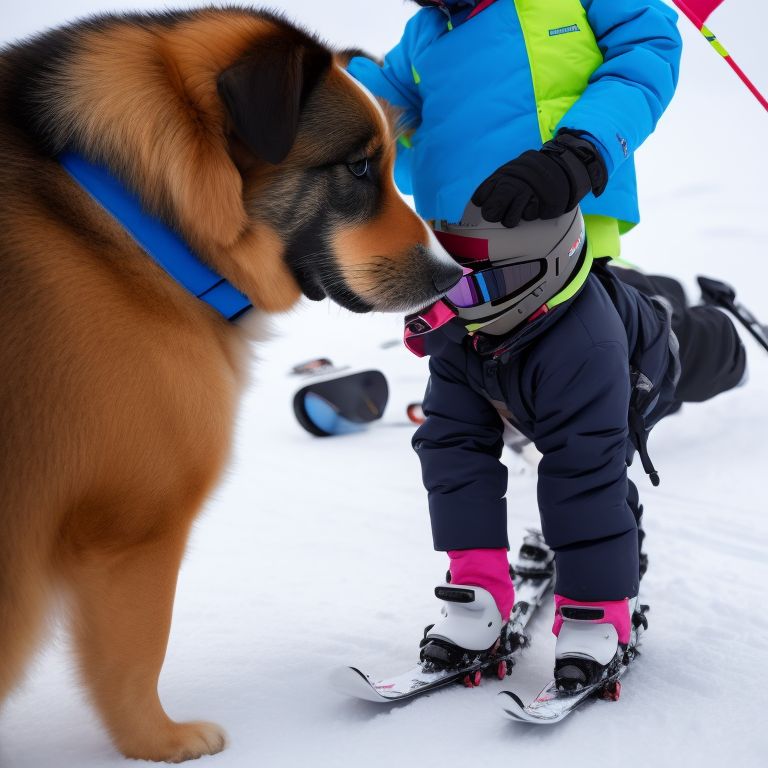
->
[[419, 585, 505, 672], [554, 597, 641, 692]]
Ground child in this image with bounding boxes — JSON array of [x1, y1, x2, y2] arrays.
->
[[348, 0, 746, 689]]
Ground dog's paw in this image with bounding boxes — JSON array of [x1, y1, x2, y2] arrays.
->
[[121, 720, 227, 763]]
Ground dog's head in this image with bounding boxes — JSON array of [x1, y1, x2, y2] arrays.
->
[[213, 24, 460, 315], [18, 10, 459, 316]]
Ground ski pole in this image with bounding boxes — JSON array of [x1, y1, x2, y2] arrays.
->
[[671, 1, 768, 112], [698, 276, 768, 354]]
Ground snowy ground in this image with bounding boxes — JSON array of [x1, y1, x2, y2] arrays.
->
[[2, 2, 767, 767]]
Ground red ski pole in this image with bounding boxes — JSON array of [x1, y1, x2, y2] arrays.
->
[[672, 0, 768, 112]]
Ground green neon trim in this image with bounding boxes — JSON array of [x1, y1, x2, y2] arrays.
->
[[546, 240, 594, 311], [411, 64, 421, 85], [583, 214, 620, 259], [398, 134, 413, 150], [447, 20, 454, 31], [701, 25, 729, 57], [515, 1, 545, 143], [545, 215, 620, 309], [618, 219, 636, 236], [513, 0, 603, 143]]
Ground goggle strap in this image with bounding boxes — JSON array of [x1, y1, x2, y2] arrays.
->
[[403, 300, 460, 357]]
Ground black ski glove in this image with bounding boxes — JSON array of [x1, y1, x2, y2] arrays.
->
[[471, 132, 608, 228]]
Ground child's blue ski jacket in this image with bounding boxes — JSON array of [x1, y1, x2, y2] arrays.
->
[[348, 0, 682, 230]]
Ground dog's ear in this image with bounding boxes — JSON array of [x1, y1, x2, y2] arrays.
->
[[218, 41, 332, 165]]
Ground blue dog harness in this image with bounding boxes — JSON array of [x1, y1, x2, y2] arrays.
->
[[60, 152, 253, 321]]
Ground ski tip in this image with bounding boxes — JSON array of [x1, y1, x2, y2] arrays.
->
[[497, 690, 551, 724], [498, 690, 528, 721], [328, 666, 397, 703], [329, 666, 372, 697], [498, 690, 526, 708]]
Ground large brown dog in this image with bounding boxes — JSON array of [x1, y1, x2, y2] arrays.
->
[[0, 7, 459, 762]]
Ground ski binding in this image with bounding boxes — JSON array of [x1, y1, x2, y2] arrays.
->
[[331, 531, 554, 703], [498, 604, 648, 724]]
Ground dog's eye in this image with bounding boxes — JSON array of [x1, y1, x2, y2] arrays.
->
[[347, 158, 370, 178]]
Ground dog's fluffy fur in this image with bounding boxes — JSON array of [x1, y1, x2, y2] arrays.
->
[[0, 8, 458, 761]]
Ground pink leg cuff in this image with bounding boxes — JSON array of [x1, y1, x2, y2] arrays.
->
[[448, 548, 515, 622], [552, 594, 632, 645]]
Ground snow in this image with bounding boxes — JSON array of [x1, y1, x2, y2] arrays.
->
[[1, 2, 767, 767]]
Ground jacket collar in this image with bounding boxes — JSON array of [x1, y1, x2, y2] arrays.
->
[[60, 152, 253, 322], [416, 1, 498, 27]]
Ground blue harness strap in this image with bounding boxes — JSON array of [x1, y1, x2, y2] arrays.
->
[[60, 152, 253, 321]]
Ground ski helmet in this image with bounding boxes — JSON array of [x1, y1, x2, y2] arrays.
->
[[404, 206, 586, 356]]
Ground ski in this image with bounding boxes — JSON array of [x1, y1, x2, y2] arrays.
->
[[331, 531, 554, 703], [498, 603, 648, 725]]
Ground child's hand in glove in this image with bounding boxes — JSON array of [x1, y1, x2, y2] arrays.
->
[[471, 132, 608, 228]]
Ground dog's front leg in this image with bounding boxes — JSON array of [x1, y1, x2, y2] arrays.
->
[[67, 527, 226, 762]]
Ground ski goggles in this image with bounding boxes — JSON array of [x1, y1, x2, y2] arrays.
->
[[444, 260, 546, 308], [403, 260, 546, 356], [293, 370, 389, 437]]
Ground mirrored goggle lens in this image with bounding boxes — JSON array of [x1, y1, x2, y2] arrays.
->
[[303, 393, 366, 436], [445, 261, 545, 308], [293, 370, 389, 437]]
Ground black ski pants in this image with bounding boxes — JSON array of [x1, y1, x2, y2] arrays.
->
[[611, 265, 746, 575], [611, 266, 746, 405]]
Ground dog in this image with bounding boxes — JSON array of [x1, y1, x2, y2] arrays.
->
[[0, 7, 459, 762]]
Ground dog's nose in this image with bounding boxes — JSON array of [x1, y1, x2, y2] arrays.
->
[[432, 263, 463, 294]]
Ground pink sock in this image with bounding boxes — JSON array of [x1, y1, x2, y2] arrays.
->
[[552, 594, 632, 645], [448, 548, 515, 622]]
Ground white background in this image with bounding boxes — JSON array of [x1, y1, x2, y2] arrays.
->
[[1, 2, 767, 767]]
